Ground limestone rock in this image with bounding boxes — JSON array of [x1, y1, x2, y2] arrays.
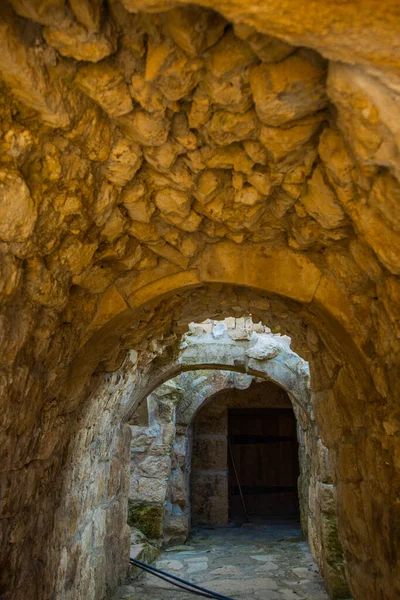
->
[[347, 192, 400, 275], [203, 144, 254, 173], [166, 7, 226, 57], [0, 169, 36, 243], [328, 63, 400, 179], [203, 30, 257, 113], [163, 512, 188, 542], [204, 74, 253, 114], [144, 38, 177, 83], [161, 209, 202, 233], [75, 264, 116, 293], [117, 111, 170, 147], [91, 180, 120, 227], [233, 23, 295, 63], [122, 182, 155, 223], [189, 87, 212, 128], [234, 185, 264, 207], [130, 74, 167, 113], [0, 8, 72, 128], [125, 221, 159, 244], [101, 208, 126, 243], [247, 170, 272, 195], [147, 241, 189, 268], [171, 112, 198, 151], [179, 237, 198, 257], [246, 338, 281, 360], [144, 140, 183, 172], [8, 0, 67, 27], [65, 104, 112, 162], [0, 249, 21, 302], [102, 137, 143, 187], [24, 256, 68, 308], [205, 109, 259, 146], [206, 30, 257, 81], [43, 19, 117, 62], [75, 63, 133, 118], [259, 114, 325, 164], [349, 238, 383, 283], [212, 321, 227, 338], [317, 127, 357, 206], [251, 51, 327, 126], [300, 166, 347, 229], [154, 188, 192, 218], [243, 141, 268, 166], [70, 0, 103, 32], [60, 236, 98, 277], [1, 124, 33, 165]]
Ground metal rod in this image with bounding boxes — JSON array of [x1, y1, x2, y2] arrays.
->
[[228, 435, 249, 522]]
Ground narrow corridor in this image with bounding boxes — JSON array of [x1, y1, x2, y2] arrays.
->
[[116, 522, 331, 600]]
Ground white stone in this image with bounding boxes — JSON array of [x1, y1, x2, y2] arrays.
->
[[255, 562, 279, 572], [246, 338, 282, 360], [156, 559, 184, 571], [250, 554, 277, 562], [186, 562, 208, 573], [212, 321, 228, 338]]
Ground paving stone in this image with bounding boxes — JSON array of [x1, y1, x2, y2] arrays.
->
[[155, 559, 183, 570], [209, 565, 243, 575], [292, 566, 319, 578], [255, 561, 280, 572], [186, 562, 208, 573]]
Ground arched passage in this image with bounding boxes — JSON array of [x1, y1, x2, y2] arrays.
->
[[126, 320, 348, 596], [0, 2, 399, 600], [49, 277, 392, 600]]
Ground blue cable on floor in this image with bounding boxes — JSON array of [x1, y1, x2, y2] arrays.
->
[[130, 557, 236, 600]]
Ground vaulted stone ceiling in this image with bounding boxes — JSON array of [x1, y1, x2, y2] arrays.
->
[[0, 1, 399, 600], [1, 0, 399, 302]]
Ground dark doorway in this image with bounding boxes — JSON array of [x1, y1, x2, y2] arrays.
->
[[228, 408, 300, 519]]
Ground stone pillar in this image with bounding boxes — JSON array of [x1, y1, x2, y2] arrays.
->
[[128, 382, 182, 541]]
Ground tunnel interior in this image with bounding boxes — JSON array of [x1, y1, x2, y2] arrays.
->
[[0, 0, 399, 599]]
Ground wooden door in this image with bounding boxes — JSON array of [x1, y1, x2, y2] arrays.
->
[[228, 408, 300, 518]]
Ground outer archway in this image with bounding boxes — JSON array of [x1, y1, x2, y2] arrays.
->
[[51, 278, 393, 600]]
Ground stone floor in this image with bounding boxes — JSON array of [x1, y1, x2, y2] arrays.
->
[[116, 520, 330, 600]]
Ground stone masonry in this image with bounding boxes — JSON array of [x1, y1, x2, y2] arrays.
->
[[0, 2, 399, 600]]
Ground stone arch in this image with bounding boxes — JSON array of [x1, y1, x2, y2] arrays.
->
[[125, 329, 311, 424], [80, 241, 360, 352], [130, 370, 309, 537], [127, 323, 347, 596]]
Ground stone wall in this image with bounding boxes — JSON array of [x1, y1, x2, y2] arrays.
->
[[0, 2, 399, 600], [51, 353, 138, 599], [128, 381, 181, 540]]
